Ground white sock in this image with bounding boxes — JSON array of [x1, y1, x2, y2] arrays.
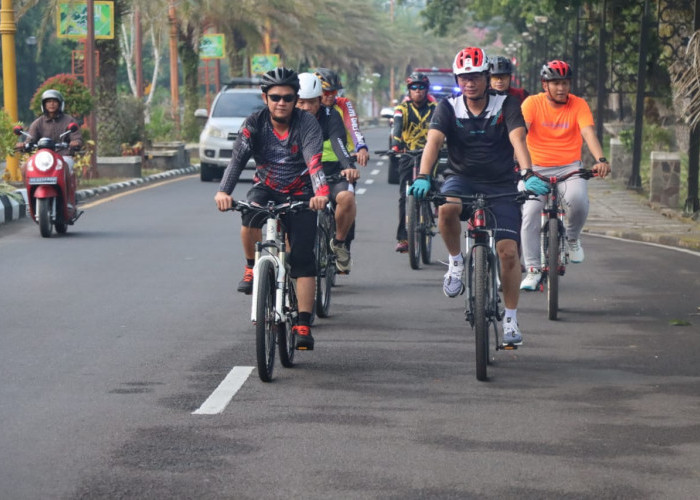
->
[[449, 253, 463, 267], [504, 308, 517, 323]]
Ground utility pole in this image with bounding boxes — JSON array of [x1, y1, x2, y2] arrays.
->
[[629, 0, 650, 190], [389, 0, 395, 105], [168, 0, 180, 134], [85, 0, 98, 176], [1, 0, 20, 181]]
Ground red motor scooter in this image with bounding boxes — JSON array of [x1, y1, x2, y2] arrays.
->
[[14, 123, 83, 237]]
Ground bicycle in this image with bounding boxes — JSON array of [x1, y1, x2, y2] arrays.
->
[[376, 149, 445, 269], [228, 199, 309, 382], [313, 181, 338, 319], [528, 168, 595, 321], [429, 190, 531, 381]]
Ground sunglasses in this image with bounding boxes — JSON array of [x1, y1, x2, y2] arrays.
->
[[322, 90, 337, 96], [267, 93, 296, 103], [408, 84, 427, 91]]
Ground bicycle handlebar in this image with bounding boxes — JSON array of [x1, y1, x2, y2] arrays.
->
[[428, 190, 534, 206], [532, 168, 597, 183], [226, 199, 310, 215]]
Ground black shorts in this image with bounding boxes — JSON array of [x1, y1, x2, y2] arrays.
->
[[242, 184, 317, 278], [328, 178, 353, 205], [440, 175, 521, 244]]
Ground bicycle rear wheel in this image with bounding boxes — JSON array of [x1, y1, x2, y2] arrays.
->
[[255, 260, 277, 382], [546, 218, 560, 321], [278, 273, 297, 368], [407, 194, 421, 269], [472, 245, 489, 381], [420, 200, 434, 265], [315, 224, 333, 318]]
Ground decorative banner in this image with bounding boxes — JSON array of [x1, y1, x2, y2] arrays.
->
[[57, 1, 115, 39], [200, 34, 226, 60], [251, 54, 280, 75]]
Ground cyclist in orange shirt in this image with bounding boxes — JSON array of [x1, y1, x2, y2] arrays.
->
[[519, 60, 610, 290]]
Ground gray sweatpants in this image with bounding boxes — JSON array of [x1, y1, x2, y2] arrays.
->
[[520, 161, 590, 269]]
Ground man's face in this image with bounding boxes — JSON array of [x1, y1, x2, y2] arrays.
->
[[321, 90, 337, 107], [457, 73, 488, 99], [407, 83, 428, 105], [296, 97, 321, 116], [543, 79, 571, 104], [489, 74, 511, 92], [263, 86, 297, 123]]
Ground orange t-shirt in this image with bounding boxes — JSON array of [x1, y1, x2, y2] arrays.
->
[[521, 92, 595, 167]]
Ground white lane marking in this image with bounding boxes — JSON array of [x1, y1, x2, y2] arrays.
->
[[356, 188, 367, 195], [371, 169, 380, 176], [376, 161, 385, 167], [364, 179, 374, 185], [192, 366, 254, 415], [587, 233, 700, 257]]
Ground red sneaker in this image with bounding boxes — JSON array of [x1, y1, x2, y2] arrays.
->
[[237, 266, 254, 295], [293, 324, 314, 350]]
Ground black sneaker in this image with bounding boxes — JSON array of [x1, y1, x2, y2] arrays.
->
[[293, 325, 314, 350], [237, 266, 254, 295]]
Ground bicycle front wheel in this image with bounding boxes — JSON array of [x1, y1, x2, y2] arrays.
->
[[407, 194, 421, 269], [278, 273, 297, 368], [315, 224, 333, 318], [255, 260, 277, 382], [472, 245, 489, 381], [420, 200, 434, 265], [546, 218, 560, 321]]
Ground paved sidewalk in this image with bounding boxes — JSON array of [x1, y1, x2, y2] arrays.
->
[[585, 176, 700, 252]]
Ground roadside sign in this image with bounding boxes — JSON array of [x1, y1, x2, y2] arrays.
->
[[57, 1, 115, 39], [200, 34, 226, 60], [251, 54, 280, 75]]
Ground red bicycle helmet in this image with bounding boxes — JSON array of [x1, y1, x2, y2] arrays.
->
[[452, 47, 489, 75], [541, 60, 573, 81]]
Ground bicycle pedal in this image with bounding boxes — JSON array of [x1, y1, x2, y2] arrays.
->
[[500, 343, 519, 350]]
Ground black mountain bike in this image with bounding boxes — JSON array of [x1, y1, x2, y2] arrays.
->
[[529, 168, 595, 320], [430, 190, 531, 381]]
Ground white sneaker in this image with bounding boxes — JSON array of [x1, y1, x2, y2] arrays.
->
[[567, 239, 584, 263], [520, 268, 542, 291], [502, 317, 523, 345], [443, 260, 465, 297]]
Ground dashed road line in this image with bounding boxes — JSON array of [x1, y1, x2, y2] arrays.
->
[[192, 366, 254, 415]]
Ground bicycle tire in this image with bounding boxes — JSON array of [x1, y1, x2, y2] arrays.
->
[[279, 273, 297, 368], [547, 218, 559, 321], [255, 260, 277, 382], [407, 194, 421, 269], [315, 224, 333, 318], [419, 200, 433, 265], [472, 245, 489, 381]]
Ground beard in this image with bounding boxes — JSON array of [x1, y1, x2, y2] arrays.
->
[[271, 114, 291, 124]]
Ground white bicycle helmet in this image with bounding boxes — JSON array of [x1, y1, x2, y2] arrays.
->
[[452, 47, 490, 75], [297, 72, 323, 99]]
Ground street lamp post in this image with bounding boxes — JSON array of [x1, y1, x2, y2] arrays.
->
[[1, 0, 20, 181]]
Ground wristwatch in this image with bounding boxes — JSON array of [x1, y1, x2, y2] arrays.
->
[[519, 168, 533, 180], [598, 157, 608, 163]]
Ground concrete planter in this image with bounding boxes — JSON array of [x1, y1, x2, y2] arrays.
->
[[96, 156, 142, 178]]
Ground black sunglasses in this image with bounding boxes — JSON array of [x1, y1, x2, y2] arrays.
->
[[267, 93, 296, 102], [408, 84, 427, 91]]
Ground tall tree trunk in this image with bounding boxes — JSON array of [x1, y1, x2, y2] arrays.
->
[[179, 24, 200, 142]]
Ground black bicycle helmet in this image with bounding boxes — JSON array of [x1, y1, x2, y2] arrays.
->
[[489, 56, 513, 76], [541, 60, 573, 81], [260, 67, 300, 93], [314, 68, 343, 91], [406, 72, 430, 87], [41, 89, 65, 114]]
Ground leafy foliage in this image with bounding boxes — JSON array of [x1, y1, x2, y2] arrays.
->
[[29, 74, 94, 119], [0, 108, 21, 159]]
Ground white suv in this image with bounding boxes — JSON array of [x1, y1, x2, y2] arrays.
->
[[195, 80, 265, 182]]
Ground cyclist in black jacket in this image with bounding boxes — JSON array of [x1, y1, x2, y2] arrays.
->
[[215, 68, 329, 350], [296, 72, 359, 274]]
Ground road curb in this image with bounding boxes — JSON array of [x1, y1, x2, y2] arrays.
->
[[1, 165, 200, 226]]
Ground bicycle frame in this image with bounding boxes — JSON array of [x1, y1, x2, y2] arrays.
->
[[250, 213, 287, 325]]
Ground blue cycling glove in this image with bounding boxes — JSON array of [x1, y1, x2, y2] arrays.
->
[[524, 175, 550, 196], [409, 177, 431, 200]]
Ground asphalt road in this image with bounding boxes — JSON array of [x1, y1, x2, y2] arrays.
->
[[1, 127, 699, 499]]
